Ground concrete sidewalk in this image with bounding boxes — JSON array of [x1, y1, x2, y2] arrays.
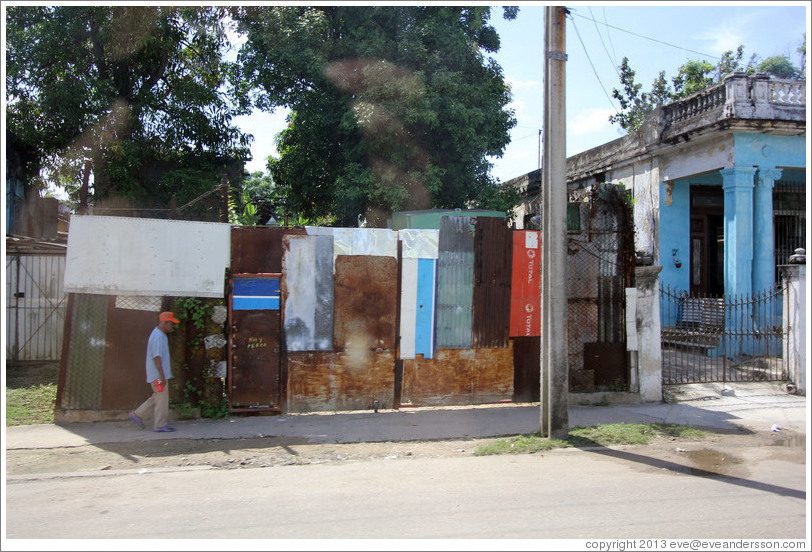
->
[[5, 382, 808, 451]]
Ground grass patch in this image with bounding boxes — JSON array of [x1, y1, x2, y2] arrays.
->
[[474, 423, 707, 456], [6, 383, 57, 426]]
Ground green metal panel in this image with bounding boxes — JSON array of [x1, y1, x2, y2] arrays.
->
[[62, 293, 107, 409], [390, 209, 505, 230]]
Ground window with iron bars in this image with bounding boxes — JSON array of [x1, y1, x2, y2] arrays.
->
[[774, 180, 805, 284]]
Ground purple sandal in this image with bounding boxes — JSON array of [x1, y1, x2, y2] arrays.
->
[[128, 413, 145, 429]]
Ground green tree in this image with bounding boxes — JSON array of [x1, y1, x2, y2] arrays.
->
[[610, 41, 803, 133], [5, 5, 251, 217], [231, 6, 518, 227], [757, 55, 801, 79], [609, 58, 674, 132]]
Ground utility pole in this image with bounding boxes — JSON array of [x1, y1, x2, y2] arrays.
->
[[539, 6, 569, 439]]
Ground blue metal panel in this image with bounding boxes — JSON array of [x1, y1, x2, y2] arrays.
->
[[232, 277, 280, 310], [414, 258, 437, 358], [436, 216, 474, 348]]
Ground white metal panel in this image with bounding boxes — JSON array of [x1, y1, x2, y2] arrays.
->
[[399, 229, 439, 259], [305, 227, 398, 258], [399, 258, 419, 359], [64, 215, 231, 297]]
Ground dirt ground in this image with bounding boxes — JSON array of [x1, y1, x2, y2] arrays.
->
[[7, 421, 804, 478], [5, 362, 805, 477]]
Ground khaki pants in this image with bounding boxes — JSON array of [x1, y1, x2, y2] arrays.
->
[[134, 380, 170, 430]]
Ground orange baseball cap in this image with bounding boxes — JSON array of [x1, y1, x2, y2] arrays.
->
[[159, 311, 180, 323]]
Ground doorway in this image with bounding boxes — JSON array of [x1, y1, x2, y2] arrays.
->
[[689, 186, 724, 296]]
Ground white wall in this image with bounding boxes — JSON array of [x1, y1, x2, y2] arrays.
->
[[64, 215, 231, 298]]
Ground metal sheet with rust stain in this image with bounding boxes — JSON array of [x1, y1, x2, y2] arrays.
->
[[230, 306, 282, 409], [231, 227, 305, 274], [400, 346, 514, 407], [286, 351, 395, 412], [282, 234, 334, 351], [472, 217, 512, 348], [333, 255, 398, 350]]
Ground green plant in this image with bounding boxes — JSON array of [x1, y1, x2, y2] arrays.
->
[[172, 401, 200, 420], [5, 383, 56, 426], [172, 297, 217, 349], [200, 397, 230, 420], [474, 423, 707, 456], [608, 377, 627, 392]]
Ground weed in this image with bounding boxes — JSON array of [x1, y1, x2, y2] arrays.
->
[[6, 383, 56, 426], [474, 423, 707, 456]]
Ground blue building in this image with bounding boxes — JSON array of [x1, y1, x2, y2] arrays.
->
[[510, 72, 806, 300]]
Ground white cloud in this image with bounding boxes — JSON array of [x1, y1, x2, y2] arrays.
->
[[507, 78, 542, 90], [568, 107, 615, 136]]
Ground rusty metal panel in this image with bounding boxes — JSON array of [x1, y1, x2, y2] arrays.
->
[[400, 345, 514, 406], [286, 351, 395, 412], [101, 297, 160, 410], [436, 216, 474, 348], [334, 255, 397, 350], [512, 336, 540, 402], [64, 215, 230, 297], [231, 226, 304, 274], [228, 275, 282, 409], [61, 293, 107, 409], [282, 235, 334, 351], [472, 217, 512, 348]]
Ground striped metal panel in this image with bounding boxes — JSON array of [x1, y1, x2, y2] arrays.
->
[[472, 217, 512, 348], [436, 216, 474, 349], [232, 277, 280, 310], [399, 257, 437, 359], [283, 235, 334, 351], [399, 229, 439, 359]]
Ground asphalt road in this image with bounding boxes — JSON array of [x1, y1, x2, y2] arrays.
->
[[4, 439, 806, 542]]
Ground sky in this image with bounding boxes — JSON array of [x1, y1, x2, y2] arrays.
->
[[234, 1, 810, 184]]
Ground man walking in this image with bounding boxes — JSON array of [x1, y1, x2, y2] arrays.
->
[[129, 311, 179, 432]]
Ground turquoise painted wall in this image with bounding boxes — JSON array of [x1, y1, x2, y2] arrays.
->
[[658, 178, 691, 299], [734, 134, 807, 168]]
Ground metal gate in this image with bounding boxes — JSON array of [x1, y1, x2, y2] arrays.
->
[[5, 251, 67, 362], [227, 274, 283, 412], [660, 285, 785, 384]]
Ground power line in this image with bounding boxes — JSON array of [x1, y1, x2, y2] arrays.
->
[[588, 6, 621, 81], [569, 14, 619, 114], [569, 10, 722, 61]]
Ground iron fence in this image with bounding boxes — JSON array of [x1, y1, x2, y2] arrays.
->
[[661, 285, 785, 385], [567, 185, 635, 392]]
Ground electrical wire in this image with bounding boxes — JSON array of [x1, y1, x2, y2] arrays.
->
[[569, 10, 722, 62], [569, 14, 619, 114], [588, 6, 621, 81]]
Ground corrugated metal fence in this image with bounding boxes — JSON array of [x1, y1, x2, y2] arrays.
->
[[5, 252, 67, 361]]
